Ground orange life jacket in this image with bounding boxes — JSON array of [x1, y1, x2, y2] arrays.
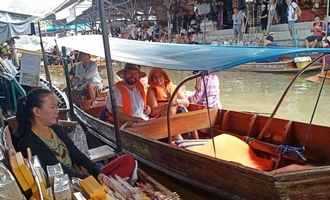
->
[[103, 81, 146, 124], [115, 81, 146, 116], [148, 84, 174, 103]]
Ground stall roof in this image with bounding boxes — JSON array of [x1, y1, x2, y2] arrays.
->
[[0, 10, 36, 43], [0, 0, 79, 17], [56, 34, 330, 72]]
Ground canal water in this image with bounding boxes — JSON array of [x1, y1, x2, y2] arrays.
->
[[46, 65, 330, 199]]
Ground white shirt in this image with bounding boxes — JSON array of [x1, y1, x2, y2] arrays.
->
[[288, 2, 298, 22], [72, 61, 102, 90], [106, 85, 149, 120], [3, 59, 18, 75]]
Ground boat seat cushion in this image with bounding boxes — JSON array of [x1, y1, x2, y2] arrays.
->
[[187, 134, 274, 171]]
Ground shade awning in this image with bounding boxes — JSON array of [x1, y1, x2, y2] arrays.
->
[[0, 0, 78, 18], [0, 11, 36, 43], [56, 35, 330, 72]]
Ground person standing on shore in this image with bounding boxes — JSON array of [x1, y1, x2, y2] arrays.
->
[[286, 0, 301, 47], [232, 7, 243, 43], [267, 0, 278, 33], [261, 4, 269, 33]]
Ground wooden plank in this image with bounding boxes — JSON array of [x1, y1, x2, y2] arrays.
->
[[275, 175, 330, 199], [126, 109, 218, 140], [273, 166, 330, 182]]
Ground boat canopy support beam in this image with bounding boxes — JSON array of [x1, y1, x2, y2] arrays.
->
[[258, 53, 326, 140], [98, 0, 122, 152], [166, 71, 203, 144], [37, 21, 52, 91], [61, 47, 75, 119]]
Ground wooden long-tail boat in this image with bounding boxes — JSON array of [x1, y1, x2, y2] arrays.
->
[[74, 103, 330, 199], [237, 60, 322, 73], [56, 35, 330, 199]]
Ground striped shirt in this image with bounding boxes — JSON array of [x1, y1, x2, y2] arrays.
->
[[188, 74, 221, 108]]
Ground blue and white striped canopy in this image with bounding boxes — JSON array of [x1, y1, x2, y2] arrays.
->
[[56, 34, 330, 72]]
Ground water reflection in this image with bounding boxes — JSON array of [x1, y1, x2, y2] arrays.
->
[[164, 70, 330, 127]]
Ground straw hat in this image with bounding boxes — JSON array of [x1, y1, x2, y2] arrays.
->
[[117, 63, 146, 78]]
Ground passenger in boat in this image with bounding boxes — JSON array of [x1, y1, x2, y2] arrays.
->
[[188, 71, 221, 108], [70, 52, 103, 105], [104, 63, 151, 123], [14, 88, 135, 181], [147, 68, 189, 118]]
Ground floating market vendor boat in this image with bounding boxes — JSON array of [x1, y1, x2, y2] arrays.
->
[[0, 117, 180, 200], [56, 35, 330, 200]]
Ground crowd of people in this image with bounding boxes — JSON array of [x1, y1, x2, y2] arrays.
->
[[6, 52, 221, 187], [109, 0, 325, 47], [98, 64, 221, 125], [67, 52, 221, 125]]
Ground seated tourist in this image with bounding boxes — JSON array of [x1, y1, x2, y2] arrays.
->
[[70, 52, 103, 105], [104, 63, 150, 123], [305, 16, 324, 48], [147, 68, 188, 118], [14, 88, 135, 182], [188, 71, 221, 109]]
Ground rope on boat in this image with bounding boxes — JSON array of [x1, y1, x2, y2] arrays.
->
[[201, 72, 217, 158], [278, 145, 306, 162], [258, 54, 326, 140]]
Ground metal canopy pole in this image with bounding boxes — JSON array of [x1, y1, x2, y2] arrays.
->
[[37, 21, 53, 90], [61, 47, 75, 119], [98, 0, 122, 152], [326, 0, 330, 40], [166, 72, 202, 144], [258, 54, 325, 140]]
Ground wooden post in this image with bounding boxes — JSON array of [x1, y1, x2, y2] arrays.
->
[[37, 21, 53, 90], [98, 0, 122, 152], [61, 47, 75, 119]]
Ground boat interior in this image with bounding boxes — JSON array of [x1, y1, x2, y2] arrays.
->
[[120, 105, 330, 174]]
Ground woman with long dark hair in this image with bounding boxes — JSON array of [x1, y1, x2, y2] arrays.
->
[[14, 88, 135, 181]]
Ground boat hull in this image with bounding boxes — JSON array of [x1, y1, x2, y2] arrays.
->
[[237, 62, 322, 73], [74, 106, 330, 200]]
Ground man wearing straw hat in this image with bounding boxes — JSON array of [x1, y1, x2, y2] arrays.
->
[[104, 63, 150, 123]]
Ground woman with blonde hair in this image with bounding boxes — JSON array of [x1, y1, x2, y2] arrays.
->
[[147, 68, 188, 118]]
